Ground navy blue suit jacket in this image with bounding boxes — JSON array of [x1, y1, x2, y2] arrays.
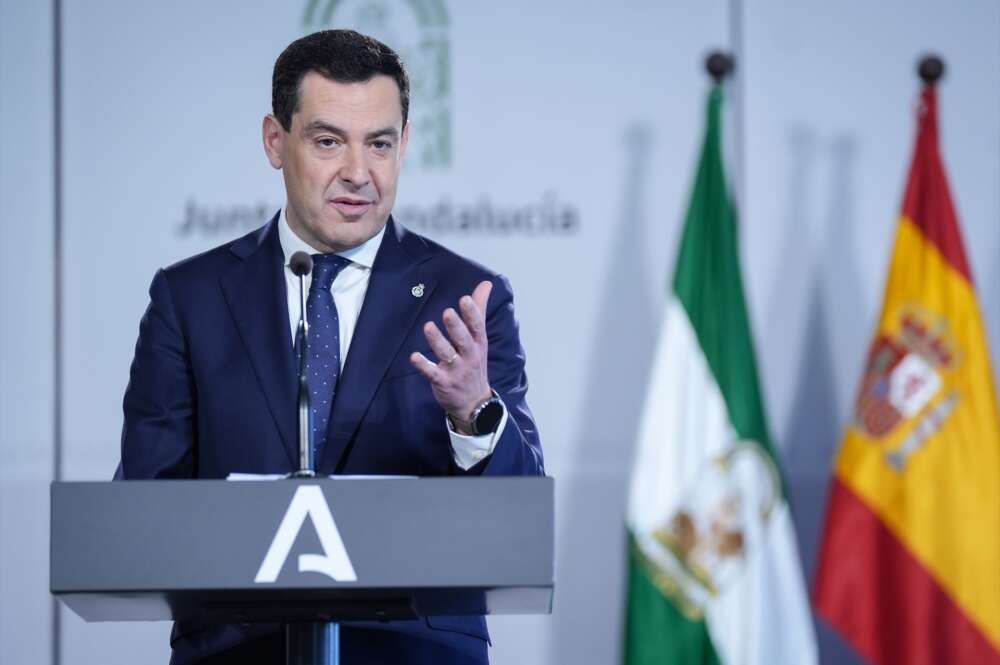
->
[[116, 215, 544, 664]]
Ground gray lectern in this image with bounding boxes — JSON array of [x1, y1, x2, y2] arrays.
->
[[51, 477, 554, 664]]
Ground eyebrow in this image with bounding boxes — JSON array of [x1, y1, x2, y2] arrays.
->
[[365, 126, 400, 141], [302, 121, 400, 141]]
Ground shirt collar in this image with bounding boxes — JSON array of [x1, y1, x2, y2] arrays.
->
[[277, 206, 385, 270]]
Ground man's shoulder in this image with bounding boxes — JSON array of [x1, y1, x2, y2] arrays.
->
[[159, 217, 277, 285], [395, 220, 500, 282], [392, 221, 516, 306]]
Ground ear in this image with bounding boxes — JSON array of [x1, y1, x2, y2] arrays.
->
[[262, 115, 286, 169], [398, 120, 410, 162]]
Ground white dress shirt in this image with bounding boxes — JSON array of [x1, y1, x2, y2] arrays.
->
[[277, 208, 505, 470]]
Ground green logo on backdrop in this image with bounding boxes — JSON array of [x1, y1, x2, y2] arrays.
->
[[303, 0, 452, 169]]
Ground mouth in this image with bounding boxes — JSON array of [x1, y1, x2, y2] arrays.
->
[[328, 197, 373, 218]]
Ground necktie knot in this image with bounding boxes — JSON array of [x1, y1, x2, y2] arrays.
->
[[310, 254, 351, 292]]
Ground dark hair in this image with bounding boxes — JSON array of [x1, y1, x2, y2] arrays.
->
[[272, 29, 410, 132]]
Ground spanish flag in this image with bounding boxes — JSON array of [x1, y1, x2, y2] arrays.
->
[[814, 85, 1000, 664]]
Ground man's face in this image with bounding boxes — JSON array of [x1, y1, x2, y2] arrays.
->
[[263, 72, 409, 253]]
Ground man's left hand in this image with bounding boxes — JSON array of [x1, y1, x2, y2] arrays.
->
[[410, 280, 494, 435]]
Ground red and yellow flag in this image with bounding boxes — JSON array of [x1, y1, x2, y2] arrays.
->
[[814, 86, 1000, 664]]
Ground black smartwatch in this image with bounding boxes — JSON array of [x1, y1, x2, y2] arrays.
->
[[469, 393, 504, 436]]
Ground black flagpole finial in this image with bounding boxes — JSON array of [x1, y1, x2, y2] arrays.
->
[[705, 51, 734, 84], [918, 54, 945, 86]]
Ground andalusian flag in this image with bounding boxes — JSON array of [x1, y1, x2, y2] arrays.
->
[[814, 86, 1000, 664], [623, 87, 817, 664]]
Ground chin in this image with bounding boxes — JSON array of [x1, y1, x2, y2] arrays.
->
[[324, 228, 375, 251]]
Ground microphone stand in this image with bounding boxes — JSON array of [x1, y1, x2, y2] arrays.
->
[[290, 268, 316, 478], [284, 252, 340, 665]]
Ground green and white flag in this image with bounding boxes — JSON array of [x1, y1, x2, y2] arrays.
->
[[623, 87, 817, 665]]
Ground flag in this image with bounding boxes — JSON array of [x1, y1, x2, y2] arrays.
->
[[623, 86, 817, 665], [813, 86, 1000, 665]]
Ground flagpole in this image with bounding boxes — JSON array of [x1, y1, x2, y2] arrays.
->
[[918, 54, 945, 86]]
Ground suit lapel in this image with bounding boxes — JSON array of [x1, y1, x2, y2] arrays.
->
[[321, 218, 436, 471], [220, 216, 298, 469]]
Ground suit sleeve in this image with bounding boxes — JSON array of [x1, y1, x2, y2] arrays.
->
[[454, 274, 544, 477], [114, 269, 198, 479]]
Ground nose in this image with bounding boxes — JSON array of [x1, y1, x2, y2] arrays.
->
[[338, 144, 370, 189]]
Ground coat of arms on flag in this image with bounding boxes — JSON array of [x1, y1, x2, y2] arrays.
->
[[636, 441, 782, 618], [856, 306, 957, 435]]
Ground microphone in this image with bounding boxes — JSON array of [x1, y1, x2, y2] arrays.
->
[[289, 251, 315, 478], [289, 251, 312, 278]]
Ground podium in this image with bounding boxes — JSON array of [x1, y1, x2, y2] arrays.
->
[[51, 477, 554, 664]]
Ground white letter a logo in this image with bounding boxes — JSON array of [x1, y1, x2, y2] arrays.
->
[[254, 485, 358, 583]]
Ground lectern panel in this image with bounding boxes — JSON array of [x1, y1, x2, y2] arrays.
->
[[51, 477, 554, 622]]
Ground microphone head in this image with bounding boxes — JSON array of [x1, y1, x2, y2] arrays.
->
[[289, 251, 313, 277]]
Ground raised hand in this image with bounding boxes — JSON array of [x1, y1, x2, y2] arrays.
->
[[410, 280, 494, 434]]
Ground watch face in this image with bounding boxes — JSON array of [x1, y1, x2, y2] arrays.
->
[[474, 400, 504, 435]]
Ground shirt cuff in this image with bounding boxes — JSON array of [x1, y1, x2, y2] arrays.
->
[[446, 398, 508, 471]]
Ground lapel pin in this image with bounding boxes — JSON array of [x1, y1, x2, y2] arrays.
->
[[411, 283, 425, 298]]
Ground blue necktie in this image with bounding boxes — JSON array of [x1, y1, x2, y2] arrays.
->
[[305, 254, 351, 463]]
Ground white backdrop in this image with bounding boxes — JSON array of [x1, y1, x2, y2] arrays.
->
[[2, 1, 998, 664]]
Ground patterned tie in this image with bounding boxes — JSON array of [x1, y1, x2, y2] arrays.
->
[[305, 254, 351, 463]]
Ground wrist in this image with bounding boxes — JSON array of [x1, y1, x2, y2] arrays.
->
[[448, 413, 475, 436], [448, 388, 496, 436]]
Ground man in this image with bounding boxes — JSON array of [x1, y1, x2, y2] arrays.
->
[[116, 29, 543, 664]]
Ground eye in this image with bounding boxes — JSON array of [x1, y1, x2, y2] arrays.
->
[[371, 140, 393, 151], [316, 137, 340, 149]]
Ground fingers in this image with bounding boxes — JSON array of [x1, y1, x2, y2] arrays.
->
[[410, 351, 442, 382], [423, 320, 458, 364], [461, 281, 493, 343], [471, 280, 492, 314], [442, 307, 475, 355], [413, 280, 493, 379]]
